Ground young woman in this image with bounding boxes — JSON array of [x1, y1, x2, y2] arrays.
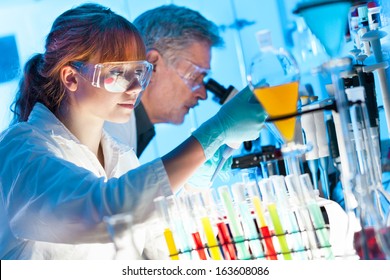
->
[[0, 3, 265, 259]]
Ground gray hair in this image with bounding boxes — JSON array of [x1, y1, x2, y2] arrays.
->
[[133, 4, 223, 61]]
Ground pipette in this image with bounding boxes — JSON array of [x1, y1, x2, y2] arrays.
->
[[313, 102, 331, 200], [209, 144, 238, 186], [325, 114, 342, 173], [300, 98, 320, 193], [205, 78, 241, 187], [319, 157, 330, 199], [361, 29, 390, 137], [301, 98, 331, 199]]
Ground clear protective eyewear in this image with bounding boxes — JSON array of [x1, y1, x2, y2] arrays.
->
[[70, 60, 153, 93], [174, 59, 210, 92]]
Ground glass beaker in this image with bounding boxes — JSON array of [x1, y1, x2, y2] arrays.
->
[[104, 212, 142, 260]]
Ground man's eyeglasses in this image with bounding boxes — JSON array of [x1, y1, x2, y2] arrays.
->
[[70, 60, 153, 93], [173, 59, 210, 92]]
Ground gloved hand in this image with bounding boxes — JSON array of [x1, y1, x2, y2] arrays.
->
[[192, 86, 266, 160], [186, 145, 233, 188]]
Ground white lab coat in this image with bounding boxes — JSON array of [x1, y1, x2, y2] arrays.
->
[[0, 103, 172, 259], [104, 111, 137, 155]]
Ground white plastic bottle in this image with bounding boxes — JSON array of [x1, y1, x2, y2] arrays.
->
[[368, 1, 382, 30]]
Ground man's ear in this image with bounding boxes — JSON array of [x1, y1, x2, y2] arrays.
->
[[60, 66, 78, 91], [146, 49, 162, 72]]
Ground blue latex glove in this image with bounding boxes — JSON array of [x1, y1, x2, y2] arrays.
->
[[186, 145, 233, 188], [192, 86, 266, 160]]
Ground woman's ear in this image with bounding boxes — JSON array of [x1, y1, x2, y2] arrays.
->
[[60, 66, 78, 91]]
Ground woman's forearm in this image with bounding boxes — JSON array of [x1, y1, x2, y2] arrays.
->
[[161, 136, 206, 192]]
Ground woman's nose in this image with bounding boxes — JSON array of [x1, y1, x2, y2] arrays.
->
[[125, 78, 142, 95]]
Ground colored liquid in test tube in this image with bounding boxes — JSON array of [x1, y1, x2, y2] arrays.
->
[[259, 178, 293, 260], [231, 183, 265, 259], [289, 174, 333, 259], [166, 196, 193, 259], [216, 221, 237, 260], [218, 186, 252, 260], [206, 189, 237, 260], [285, 174, 323, 259], [353, 226, 390, 260], [164, 229, 179, 260], [192, 192, 223, 260], [270, 175, 309, 260], [201, 217, 223, 260], [247, 182, 278, 260], [191, 232, 207, 260], [180, 195, 208, 260], [153, 196, 179, 260], [299, 174, 334, 259]]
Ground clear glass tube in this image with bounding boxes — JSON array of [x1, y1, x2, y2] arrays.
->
[[166, 195, 193, 260], [269, 175, 311, 260], [258, 178, 294, 260], [154, 196, 180, 260], [323, 58, 361, 258], [192, 191, 224, 260], [218, 185, 252, 260], [231, 182, 265, 259]]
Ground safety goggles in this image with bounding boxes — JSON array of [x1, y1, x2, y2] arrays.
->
[[70, 60, 153, 93], [173, 59, 210, 92]]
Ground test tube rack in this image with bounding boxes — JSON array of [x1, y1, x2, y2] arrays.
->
[[154, 174, 337, 261]]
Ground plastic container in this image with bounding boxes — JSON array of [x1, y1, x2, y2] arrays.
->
[[368, 1, 382, 30]]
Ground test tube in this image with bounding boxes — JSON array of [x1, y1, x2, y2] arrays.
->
[[192, 192, 224, 260], [166, 195, 193, 260], [208, 189, 237, 260], [247, 182, 278, 260], [299, 174, 334, 259], [218, 186, 252, 260], [270, 175, 310, 260], [179, 195, 208, 260], [231, 182, 265, 259], [153, 196, 180, 260], [348, 94, 384, 221], [346, 87, 382, 188], [258, 178, 293, 260], [283, 174, 322, 259]]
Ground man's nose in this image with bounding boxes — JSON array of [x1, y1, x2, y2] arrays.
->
[[193, 84, 207, 100]]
